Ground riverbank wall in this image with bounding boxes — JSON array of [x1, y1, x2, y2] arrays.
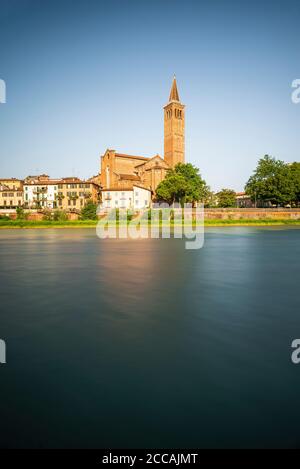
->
[[204, 208, 300, 220]]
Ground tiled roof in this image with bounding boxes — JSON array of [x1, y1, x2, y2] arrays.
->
[[115, 153, 149, 161]]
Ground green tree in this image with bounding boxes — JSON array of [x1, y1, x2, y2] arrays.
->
[[289, 162, 300, 205], [156, 163, 209, 205], [216, 188, 236, 207], [53, 210, 68, 221], [16, 206, 26, 219], [245, 155, 295, 206], [80, 200, 98, 220]]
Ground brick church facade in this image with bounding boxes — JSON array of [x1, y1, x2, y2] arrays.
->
[[100, 77, 185, 198]]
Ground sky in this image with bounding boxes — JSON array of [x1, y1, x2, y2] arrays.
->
[[0, 0, 299, 191]]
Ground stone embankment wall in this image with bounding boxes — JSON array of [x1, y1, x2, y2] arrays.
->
[[204, 208, 300, 220]]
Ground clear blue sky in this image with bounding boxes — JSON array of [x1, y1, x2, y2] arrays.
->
[[0, 0, 299, 191]]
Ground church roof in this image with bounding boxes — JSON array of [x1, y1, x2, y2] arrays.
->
[[134, 154, 169, 168], [118, 173, 141, 181], [115, 153, 149, 161], [169, 76, 180, 102]]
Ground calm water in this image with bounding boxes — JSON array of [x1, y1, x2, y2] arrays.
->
[[0, 227, 300, 448]]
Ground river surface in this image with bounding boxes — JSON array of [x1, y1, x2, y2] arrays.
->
[[0, 227, 300, 448]]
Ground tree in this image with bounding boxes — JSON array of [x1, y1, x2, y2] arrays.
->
[[16, 206, 26, 219], [80, 200, 98, 220], [289, 162, 300, 206], [216, 188, 236, 207], [156, 163, 209, 205], [245, 155, 295, 206], [53, 210, 67, 221]]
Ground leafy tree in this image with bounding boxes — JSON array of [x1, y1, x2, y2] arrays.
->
[[80, 200, 98, 220], [53, 210, 67, 221], [16, 206, 26, 219], [245, 155, 295, 206], [289, 162, 300, 205], [216, 188, 236, 207], [156, 163, 209, 205]]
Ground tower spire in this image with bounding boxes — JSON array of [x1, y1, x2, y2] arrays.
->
[[169, 76, 180, 102], [164, 76, 185, 167]]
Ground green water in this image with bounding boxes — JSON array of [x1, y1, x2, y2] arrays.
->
[[0, 227, 300, 448]]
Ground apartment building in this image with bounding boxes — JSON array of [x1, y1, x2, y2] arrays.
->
[[0, 178, 23, 209], [56, 177, 99, 211], [23, 175, 100, 210], [100, 185, 152, 211]]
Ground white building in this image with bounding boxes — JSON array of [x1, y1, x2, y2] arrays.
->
[[23, 175, 61, 209], [100, 185, 152, 211]]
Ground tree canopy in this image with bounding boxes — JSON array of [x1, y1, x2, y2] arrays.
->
[[245, 155, 298, 206], [155, 163, 209, 205], [216, 188, 236, 207], [80, 200, 98, 220]]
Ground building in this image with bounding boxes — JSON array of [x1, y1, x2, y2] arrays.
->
[[0, 77, 185, 214], [0, 178, 23, 210], [23, 174, 100, 211], [23, 174, 61, 209], [0, 178, 23, 190], [99, 77, 185, 202], [100, 185, 152, 211], [56, 177, 99, 211], [0, 184, 23, 209]]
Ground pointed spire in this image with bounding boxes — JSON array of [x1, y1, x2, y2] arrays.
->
[[169, 75, 180, 102]]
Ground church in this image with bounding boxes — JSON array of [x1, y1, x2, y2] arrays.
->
[[100, 77, 185, 210]]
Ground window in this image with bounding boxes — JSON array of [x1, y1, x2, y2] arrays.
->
[[115, 200, 118, 205], [72, 200, 76, 206], [2, 193, 7, 197], [10, 200, 13, 206], [68, 200, 71, 206], [58, 184, 63, 189], [4, 200, 6, 206], [59, 200, 62, 206]]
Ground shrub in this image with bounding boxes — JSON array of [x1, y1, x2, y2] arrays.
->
[[53, 210, 67, 221], [80, 200, 98, 220]]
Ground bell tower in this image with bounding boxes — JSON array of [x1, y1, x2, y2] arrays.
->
[[164, 76, 185, 168]]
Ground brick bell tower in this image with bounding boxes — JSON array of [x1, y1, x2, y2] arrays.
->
[[164, 76, 185, 168]]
